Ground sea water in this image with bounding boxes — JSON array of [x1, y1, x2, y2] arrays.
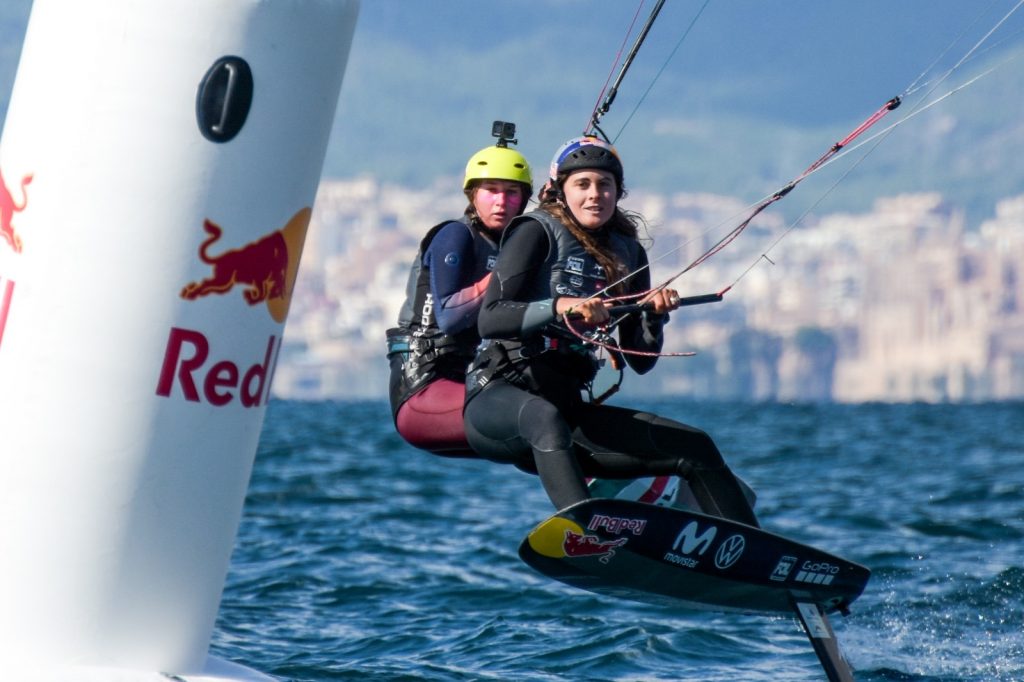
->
[[210, 400, 1024, 681]]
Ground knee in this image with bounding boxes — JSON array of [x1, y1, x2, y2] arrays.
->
[[518, 397, 572, 454], [640, 412, 726, 467]]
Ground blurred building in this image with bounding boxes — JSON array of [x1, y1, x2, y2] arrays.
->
[[273, 178, 1024, 403]]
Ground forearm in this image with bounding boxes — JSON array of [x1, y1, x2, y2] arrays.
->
[[617, 252, 665, 373], [620, 311, 666, 374]]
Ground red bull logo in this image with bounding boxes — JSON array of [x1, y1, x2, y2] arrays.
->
[[528, 516, 629, 564], [181, 207, 311, 323], [562, 529, 627, 564], [0, 168, 32, 255]]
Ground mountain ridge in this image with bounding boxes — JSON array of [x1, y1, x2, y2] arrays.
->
[[1, 1, 1021, 224]]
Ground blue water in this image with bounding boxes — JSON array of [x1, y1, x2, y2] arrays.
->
[[211, 400, 1024, 681]]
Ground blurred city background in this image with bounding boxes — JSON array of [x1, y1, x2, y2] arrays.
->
[[2, 0, 1021, 402]]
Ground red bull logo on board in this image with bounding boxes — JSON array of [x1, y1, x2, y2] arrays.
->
[[587, 514, 647, 536], [527, 516, 628, 565], [562, 529, 627, 564], [181, 207, 311, 323], [0, 169, 32, 255]]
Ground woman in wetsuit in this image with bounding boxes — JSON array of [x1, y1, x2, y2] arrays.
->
[[463, 136, 757, 525], [387, 130, 532, 455]]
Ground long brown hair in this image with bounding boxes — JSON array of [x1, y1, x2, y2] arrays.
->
[[539, 174, 645, 296]]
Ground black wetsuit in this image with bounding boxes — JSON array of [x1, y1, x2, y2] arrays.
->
[[463, 210, 758, 525]]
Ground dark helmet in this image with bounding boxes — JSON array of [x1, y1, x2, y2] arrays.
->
[[549, 135, 624, 189]]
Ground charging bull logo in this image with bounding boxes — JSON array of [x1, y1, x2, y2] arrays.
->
[[181, 207, 311, 323], [562, 529, 627, 564], [0, 169, 33, 254], [527, 516, 628, 565]]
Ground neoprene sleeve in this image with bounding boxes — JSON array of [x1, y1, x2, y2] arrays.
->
[[424, 221, 492, 335]]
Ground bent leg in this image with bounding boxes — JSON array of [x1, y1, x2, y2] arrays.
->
[[464, 381, 588, 510], [571, 404, 759, 527], [395, 378, 474, 456]]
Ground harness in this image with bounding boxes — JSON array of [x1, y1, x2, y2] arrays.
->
[[386, 328, 466, 367], [466, 210, 639, 404], [387, 217, 497, 417]]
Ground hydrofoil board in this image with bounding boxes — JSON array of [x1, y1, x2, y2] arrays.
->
[[519, 498, 869, 615]]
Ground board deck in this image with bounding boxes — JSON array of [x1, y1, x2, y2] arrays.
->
[[519, 498, 869, 616]]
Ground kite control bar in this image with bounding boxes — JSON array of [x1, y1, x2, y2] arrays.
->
[[608, 292, 723, 316]]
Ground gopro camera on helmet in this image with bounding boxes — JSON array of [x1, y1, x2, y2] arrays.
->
[[491, 120, 517, 148]]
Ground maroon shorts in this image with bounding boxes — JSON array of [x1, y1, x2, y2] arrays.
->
[[395, 378, 474, 456]]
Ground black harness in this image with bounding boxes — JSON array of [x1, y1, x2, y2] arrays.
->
[[466, 210, 640, 405], [387, 217, 497, 418]]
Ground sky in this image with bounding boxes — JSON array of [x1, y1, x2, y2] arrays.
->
[[2, 0, 1022, 205], [320, 0, 1023, 179]]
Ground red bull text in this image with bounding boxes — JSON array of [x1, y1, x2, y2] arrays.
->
[[587, 514, 648, 536], [155, 327, 279, 407]]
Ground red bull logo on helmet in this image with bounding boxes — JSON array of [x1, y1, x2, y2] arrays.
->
[[0, 168, 32, 255], [562, 529, 627, 564], [180, 207, 311, 323]]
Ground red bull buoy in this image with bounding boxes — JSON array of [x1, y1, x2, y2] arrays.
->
[[0, 0, 359, 678]]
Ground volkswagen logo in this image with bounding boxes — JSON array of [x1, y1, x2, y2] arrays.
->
[[714, 534, 746, 569]]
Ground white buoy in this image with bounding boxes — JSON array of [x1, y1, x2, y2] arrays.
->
[[0, 0, 358, 677]]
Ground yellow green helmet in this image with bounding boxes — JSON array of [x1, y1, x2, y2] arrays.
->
[[463, 145, 533, 190]]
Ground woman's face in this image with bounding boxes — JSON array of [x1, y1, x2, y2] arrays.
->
[[472, 179, 525, 230], [562, 169, 617, 230]]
